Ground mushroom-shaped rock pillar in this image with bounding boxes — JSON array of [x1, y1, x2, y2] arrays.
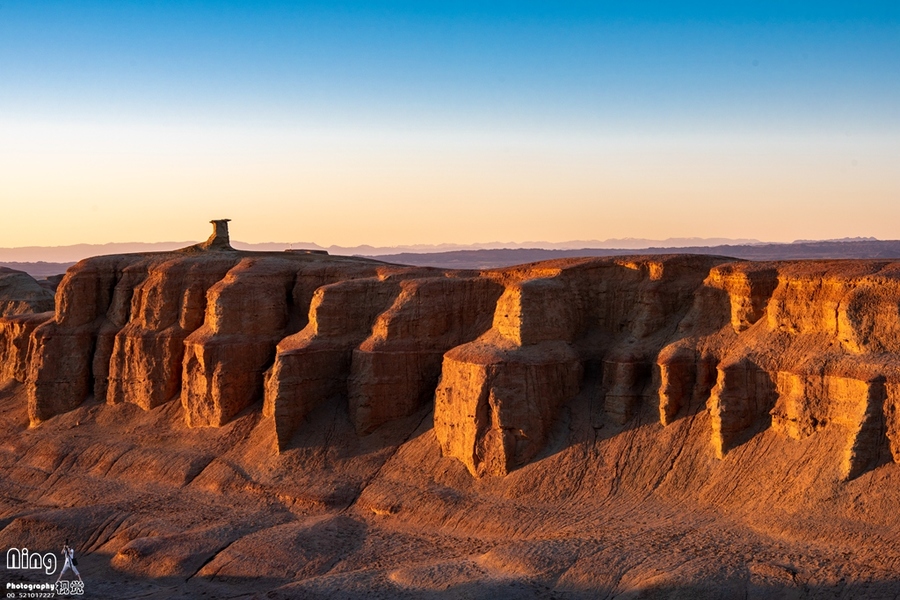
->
[[199, 219, 234, 251]]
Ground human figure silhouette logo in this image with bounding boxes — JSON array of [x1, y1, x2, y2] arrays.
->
[[55, 539, 84, 596]]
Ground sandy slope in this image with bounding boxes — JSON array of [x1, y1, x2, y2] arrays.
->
[[2, 373, 898, 599]]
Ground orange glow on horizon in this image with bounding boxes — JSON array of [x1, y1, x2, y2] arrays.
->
[[1, 118, 897, 248]]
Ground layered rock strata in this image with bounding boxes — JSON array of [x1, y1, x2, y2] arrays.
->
[[3, 228, 900, 482], [263, 275, 405, 447], [349, 277, 504, 436]]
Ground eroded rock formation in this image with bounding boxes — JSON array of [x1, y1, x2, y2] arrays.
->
[[0, 266, 55, 317], [3, 226, 900, 485], [6, 225, 900, 599]]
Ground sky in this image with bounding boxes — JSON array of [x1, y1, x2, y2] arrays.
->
[[1, 1, 898, 248]]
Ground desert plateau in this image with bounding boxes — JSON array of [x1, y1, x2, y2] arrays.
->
[[4, 1, 898, 597], [1, 221, 899, 599]]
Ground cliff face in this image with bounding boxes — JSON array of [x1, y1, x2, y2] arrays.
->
[[681, 261, 900, 478], [4, 234, 900, 598], [2, 243, 900, 483]]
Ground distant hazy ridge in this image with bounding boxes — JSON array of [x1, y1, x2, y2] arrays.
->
[[2, 238, 898, 277]]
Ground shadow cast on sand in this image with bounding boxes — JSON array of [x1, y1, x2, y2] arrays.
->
[[56, 570, 899, 600]]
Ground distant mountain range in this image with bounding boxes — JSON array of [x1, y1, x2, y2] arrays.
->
[[3, 237, 899, 277], [369, 239, 900, 269], [0, 237, 765, 263]]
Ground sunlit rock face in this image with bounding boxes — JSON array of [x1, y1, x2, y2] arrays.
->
[[3, 224, 900, 484], [5, 227, 900, 598]]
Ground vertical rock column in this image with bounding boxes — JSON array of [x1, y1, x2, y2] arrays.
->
[[181, 257, 298, 427], [25, 257, 138, 425], [92, 264, 153, 403], [707, 359, 777, 459], [707, 265, 778, 333], [263, 277, 403, 450], [602, 355, 651, 425], [769, 371, 893, 479], [770, 371, 824, 440], [658, 348, 719, 427], [347, 277, 503, 435], [828, 375, 890, 480], [887, 383, 900, 465], [657, 347, 696, 426], [434, 276, 583, 477], [0, 312, 54, 384], [106, 256, 241, 410]]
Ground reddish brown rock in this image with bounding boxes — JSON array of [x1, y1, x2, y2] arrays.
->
[[768, 364, 896, 479], [25, 256, 143, 425], [763, 262, 894, 342], [107, 255, 242, 410], [5, 239, 900, 598], [770, 371, 826, 440], [0, 311, 53, 383], [433, 272, 584, 477], [707, 263, 779, 332], [0, 267, 55, 317], [348, 276, 503, 435], [37, 273, 65, 294], [826, 374, 891, 480], [182, 257, 317, 427], [887, 383, 900, 464], [90, 262, 158, 402], [435, 335, 582, 477], [491, 274, 579, 345], [264, 276, 404, 449], [707, 359, 777, 459], [4, 227, 900, 482], [602, 354, 651, 425], [657, 346, 721, 427]]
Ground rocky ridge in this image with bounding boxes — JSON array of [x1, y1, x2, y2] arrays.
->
[[2, 222, 900, 598], [2, 223, 899, 482]]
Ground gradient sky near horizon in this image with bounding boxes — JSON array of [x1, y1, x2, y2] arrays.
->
[[1, 1, 898, 247]]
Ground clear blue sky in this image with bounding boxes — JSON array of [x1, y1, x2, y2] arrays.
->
[[1, 1, 898, 246]]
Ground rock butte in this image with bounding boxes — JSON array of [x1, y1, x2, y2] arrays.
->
[[1, 221, 900, 598]]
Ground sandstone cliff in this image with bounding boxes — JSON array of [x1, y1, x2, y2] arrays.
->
[[3, 223, 900, 598], [2, 228, 900, 483]]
